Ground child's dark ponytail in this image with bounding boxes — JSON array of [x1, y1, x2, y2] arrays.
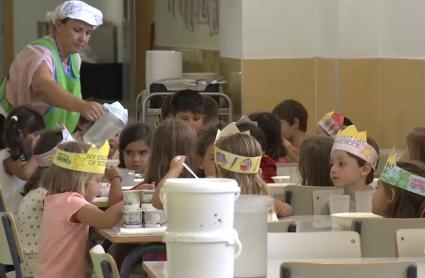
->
[[4, 106, 45, 161]]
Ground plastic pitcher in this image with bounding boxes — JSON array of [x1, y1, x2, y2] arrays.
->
[[234, 195, 273, 278], [83, 101, 128, 147]]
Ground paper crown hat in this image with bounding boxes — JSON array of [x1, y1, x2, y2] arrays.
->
[[33, 127, 75, 168], [52, 140, 109, 174], [332, 125, 379, 167], [380, 151, 425, 197], [214, 122, 262, 174], [318, 111, 344, 137]]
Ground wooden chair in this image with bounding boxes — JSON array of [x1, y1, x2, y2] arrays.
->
[[312, 188, 344, 215], [352, 217, 425, 257], [280, 261, 417, 278], [0, 212, 24, 278], [284, 185, 340, 215], [268, 231, 361, 260], [89, 244, 120, 278], [395, 228, 425, 257]]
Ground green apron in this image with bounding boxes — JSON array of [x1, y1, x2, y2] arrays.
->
[[0, 38, 81, 132]]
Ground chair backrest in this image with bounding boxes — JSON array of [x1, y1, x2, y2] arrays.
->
[[268, 220, 297, 233], [285, 185, 340, 215], [352, 217, 425, 257], [89, 244, 120, 278], [268, 231, 361, 260], [0, 185, 9, 212], [395, 228, 425, 257], [312, 188, 344, 215], [280, 261, 417, 278], [0, 212, 23, 277], [276, 163, 300, 183]]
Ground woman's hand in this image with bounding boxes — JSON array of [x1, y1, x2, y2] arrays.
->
[[80, 101, 106, 121]]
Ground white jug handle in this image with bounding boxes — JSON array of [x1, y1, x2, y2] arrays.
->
[[233, 233, 242, 258], [159, 187, 167, 215]]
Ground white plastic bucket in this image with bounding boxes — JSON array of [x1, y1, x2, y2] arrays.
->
[[234, 195, 273, 277], [161, 178, 240, 233], [164, 229, 242, 278]]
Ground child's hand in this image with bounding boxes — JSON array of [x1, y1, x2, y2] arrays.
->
[[132, 183, 155, 190], [169, 155, 186, 176], [104, 166, 120, 181]]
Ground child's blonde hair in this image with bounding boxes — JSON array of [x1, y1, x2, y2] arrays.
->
[[215, 133, 268, 195], [40, 142, 98, 195], [144, 119, 198, 184], [406, 127, 425, 164]]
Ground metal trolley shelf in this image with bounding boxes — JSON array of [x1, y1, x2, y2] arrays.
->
[[136, 90, 233, 124]]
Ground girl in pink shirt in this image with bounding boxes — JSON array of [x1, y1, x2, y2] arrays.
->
[[35, 141, 123, 278]]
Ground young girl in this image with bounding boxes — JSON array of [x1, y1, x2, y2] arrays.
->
[[35, 141, 123, 278], [147, 119, 198, 209], [406, 127, 425, 163], [330, 125, 379, 208], [196, 127, 219, 178], [118, 123, 152, 175], [299, 135, 334, 187], [16, 130, 63, 276], [372, 159, 425, 218], [214, 123, 293, 218], [0, 106, 45, 213]]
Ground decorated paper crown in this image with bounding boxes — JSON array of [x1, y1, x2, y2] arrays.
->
[[52, 140, 109, 174], [380, 152, 425, 197], [214, 122, 262, 174], [332, 125, 379, 167], [318, 111, 344, 137], [33, 127, 75, 168]]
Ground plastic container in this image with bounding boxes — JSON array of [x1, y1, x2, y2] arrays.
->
[[123, 208, 142, 228], [123, 190, 142, 207], [161, 178, 240, 233], [83, 102, 128, 147], [234, 195, 273, 278], [164, 229, 241, 278]]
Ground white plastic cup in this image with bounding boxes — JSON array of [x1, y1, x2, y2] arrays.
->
[[234, 195, 273, 278], [329, 194, 350, 214], [141, 189, 154, 203], [83, 112, 125, 147], [355, 191, 373, 212], [123, 208, 142, 228], [144, 210, 162, 228], [123, 190, 141, 207]]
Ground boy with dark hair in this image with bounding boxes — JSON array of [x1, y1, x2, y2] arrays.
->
[[202, 96, 219, 128], [272, 99, 309, 162], [170, 89, 205, 133]]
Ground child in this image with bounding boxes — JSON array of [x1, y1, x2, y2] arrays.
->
[[16, 130, 67, 276], [0, 106, 45, 213], [272, 99, 309, 154], [298, 135, 334, 187], [406, 127, 425, 163], [170, 89, 205, 133], [214, 123, 293, 218], [249, 112, 288, 162], [330, 125, 379, 208], [118, 123, 152, 175], [202, 96, 220, 128], [372, 157, 425, 218], [35, 141, 123, 278], [236, 121, 277, 183], [148, 119, 198, 209], [196, 127, 219, 177]]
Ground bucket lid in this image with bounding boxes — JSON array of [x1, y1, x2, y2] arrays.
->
[[163, 178, 240, 194], [163, 229, 239, 244]]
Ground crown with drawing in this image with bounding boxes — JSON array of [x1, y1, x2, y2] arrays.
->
[[318, 111, 344, 137], [380, 151, 425, 197], [52, 140, 109, 174], [33, 127, 75, 168], [214, 122, 262, 174], [332, 125, 379, 167]]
